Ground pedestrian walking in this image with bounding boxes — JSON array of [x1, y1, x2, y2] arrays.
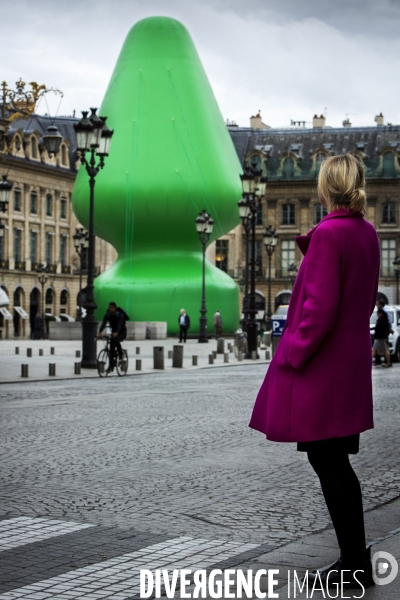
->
[[213, 310, 223, 339], [372, 308, 392, 368], [32, 313, 44, 340], [178, 309, 190, 343], [249, 154, 380, 590]]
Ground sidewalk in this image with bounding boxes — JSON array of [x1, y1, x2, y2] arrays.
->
[[0, 338, 270, 383]]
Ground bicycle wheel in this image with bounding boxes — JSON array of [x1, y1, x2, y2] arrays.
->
[[97, 348, 111, 377], [116, 349, 129, 377]]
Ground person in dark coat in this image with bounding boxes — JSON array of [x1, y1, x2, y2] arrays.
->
[[372, 308, 392, 367], [97, 302, 127, 370], [178, 309, 190, 343], [33, 314, 44, 340]]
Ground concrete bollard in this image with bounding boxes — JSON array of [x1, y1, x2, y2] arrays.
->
[[136, 359, 142, 371], [234, 346, 238, 358], [136, 347, 140, 355], [39, 349, 44, 356], [50, 347, 55, 355], [168, 350, 173, 359], [21, 364, 28, 377], [209, 354, 214, 365], [217, 338, 225, 354], [98, 361, 105, 374], [251, 350, 258, 360], [27, 348, 32, 357], [265, 349, 271, 360], [212, 350, 217, 359], [192, 355, 198, 366], [75, 350, 81, 358], [15, 347, 19, 355], [153, 346, 165, 370], [238, 351, 243, 362], [49, 363, 56, 376], [74, 362, 81, 375], [224, 352, 229, 363], [264, 332, 271, 346], [172, 345, 183, 368]]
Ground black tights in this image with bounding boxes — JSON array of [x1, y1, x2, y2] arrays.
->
[[307, 450, 366, 556]]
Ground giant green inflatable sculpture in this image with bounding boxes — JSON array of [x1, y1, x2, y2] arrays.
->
[[72, 16, 242, 334]]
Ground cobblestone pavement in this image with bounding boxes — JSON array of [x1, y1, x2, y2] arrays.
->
[[0, 362, 399, 597]]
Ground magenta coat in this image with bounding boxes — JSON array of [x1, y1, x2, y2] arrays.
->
[[249, 209, 380, 442]]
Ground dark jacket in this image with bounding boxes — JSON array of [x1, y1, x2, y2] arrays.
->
[[374, 317, 391, 340], [178, 314, 190, 329], [99, 310, 127, 335]]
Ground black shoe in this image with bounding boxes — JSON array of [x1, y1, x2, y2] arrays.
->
[[306, 547, 375, 590]]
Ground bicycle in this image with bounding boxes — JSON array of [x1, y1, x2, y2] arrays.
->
[[97, 334, 129, 377]]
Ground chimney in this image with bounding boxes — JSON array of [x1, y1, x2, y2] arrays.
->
[[250, 112, 270, 130], [375, 112, 384, 126], [313, 114, 325, 128], [342, 118, 352, 128]]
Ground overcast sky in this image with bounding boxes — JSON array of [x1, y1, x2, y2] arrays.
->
[[3, 0, 400, 128]]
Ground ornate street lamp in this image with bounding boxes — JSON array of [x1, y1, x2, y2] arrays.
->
[[195, 209, 214, 343], [238, 165, 267, 357], [0, 175, 11, 212], [288, 262, 298, 288], [263, 226, 278, 331], [73, 228, 89, 320], [42, 125, 63, 157], [36, 263, 49, 318], [73, 108, 114, 368], [393, 256, 400, 304]]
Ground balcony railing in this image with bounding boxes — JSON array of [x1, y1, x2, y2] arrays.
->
[[0, 259, 9, 269], [14, 261, 25, 271], [31, 262, 41, 272], [61, 265, 71, 274], [47, 264, 57, 274]]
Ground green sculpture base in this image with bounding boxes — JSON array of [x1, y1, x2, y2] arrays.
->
[[94, 252, 239, 334]]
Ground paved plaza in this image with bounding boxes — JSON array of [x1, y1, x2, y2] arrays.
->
[[0, 356, 399, 598]]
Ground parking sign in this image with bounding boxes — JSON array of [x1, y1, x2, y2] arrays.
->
[[271, 317, 286, 337]]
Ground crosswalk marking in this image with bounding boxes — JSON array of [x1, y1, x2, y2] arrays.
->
[[0, 517, 94, 552], [0, 535, 260, 599]]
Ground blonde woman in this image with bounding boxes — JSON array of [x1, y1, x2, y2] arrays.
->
[[250, 154, 380, 589]]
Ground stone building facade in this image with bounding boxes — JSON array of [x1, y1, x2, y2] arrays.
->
[[208, 113, 400, 315], [0, 114, 116, 339]]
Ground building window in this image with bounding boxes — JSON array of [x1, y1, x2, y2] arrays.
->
[[45, 233, 53, 264], [60, 197, 67, 219], [282, 157, 295, 179], [0, 232, 4, 260], [14, 136, 21, 151], [382, 152, 395, 177], [381, 202, 396, 224], [256, 203, 263, 225], [314, 203, 328, 224], [46, 194, 53, 217], [14, 229, 22, 262], [30, 192, 38, 214], [281, 240, 296, 276], [381, 239, 396, 276], [30, 231, 38, 264], [282, 203, 295, 225], [249, 154, 262, 170], [215, 240, 229, 273], [14, 188, 22, 212], [31, 137, 38, 159], [60, 289, 68, 306], [60, 234, 67, 266], [61, 145, 67, 165], [45, 288, 54, 305], [315, 152, 327, 169]]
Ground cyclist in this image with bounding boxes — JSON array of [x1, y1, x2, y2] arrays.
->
[[96, 302, 128, 371]]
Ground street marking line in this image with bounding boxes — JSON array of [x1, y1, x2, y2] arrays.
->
[[0, 535, 259, 599], [0, 517, 94, 552]]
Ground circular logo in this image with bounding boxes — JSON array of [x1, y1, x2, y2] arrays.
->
[[372, 551, 399, 585]]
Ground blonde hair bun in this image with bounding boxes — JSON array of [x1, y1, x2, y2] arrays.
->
[[318, 154, 367, 213]]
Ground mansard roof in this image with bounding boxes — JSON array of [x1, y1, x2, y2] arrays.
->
[[228, 125, 400, 180]]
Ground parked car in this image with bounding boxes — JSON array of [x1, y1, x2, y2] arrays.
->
[[370, 305, 400, 362]]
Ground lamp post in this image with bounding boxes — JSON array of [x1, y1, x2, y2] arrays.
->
[[288, 262, 298, 288], [36, 264, 49, 318], [73, 228, 89, 320], [263, 226, 278, 332], [68, 109, 114, 368], [393, 256, 400, 304], [238, 166, 267, 357], [195, 209, 214, 343], [240, 208, 252, 331]]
